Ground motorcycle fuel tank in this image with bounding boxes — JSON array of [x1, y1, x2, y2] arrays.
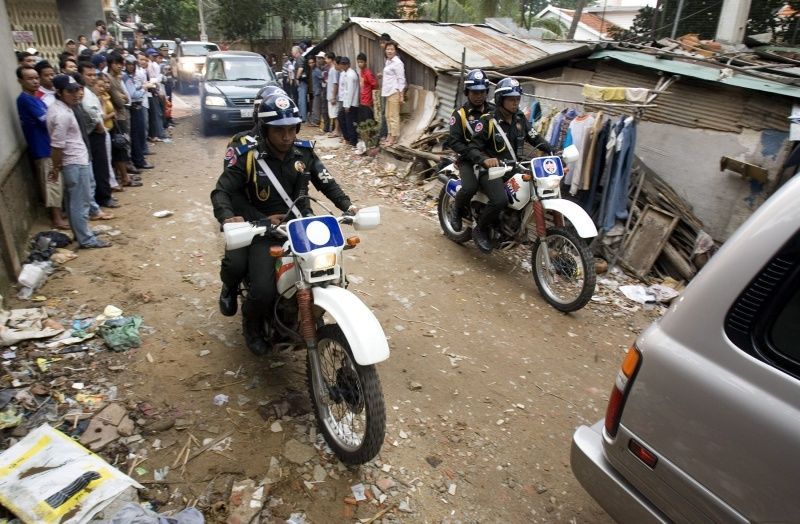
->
[[505, 173, 532, 210]]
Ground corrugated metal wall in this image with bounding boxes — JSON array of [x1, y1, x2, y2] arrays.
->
[[588, 61, 792, 132], [435, 73, 460, 122]]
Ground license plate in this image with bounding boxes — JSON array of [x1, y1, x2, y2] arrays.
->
[[240, 108, 253, 118]]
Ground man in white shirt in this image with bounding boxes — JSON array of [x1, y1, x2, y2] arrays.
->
[[337, 57, 360, 147], [325, 52, 339, 137], [145, 49, 168, 142]]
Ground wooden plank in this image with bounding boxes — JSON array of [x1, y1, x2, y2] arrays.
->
[[620, 205, 680, 278]]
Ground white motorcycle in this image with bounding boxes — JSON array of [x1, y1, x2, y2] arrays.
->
[[223, 200, 388, 464], [437, 145, 598, 312]]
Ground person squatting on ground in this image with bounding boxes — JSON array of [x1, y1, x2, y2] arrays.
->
[[446, 69, 494, 233], [210, 93, 356, 356], [464, 78, 555, 253]]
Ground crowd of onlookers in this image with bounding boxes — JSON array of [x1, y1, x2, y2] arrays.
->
[[280, 33, 406, 147], [15, 19, 175, 248]]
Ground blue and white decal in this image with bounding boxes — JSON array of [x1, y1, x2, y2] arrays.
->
[[446, 178, 462, 198], [288, 216, 345, 254], [531, 156, 564, 179]]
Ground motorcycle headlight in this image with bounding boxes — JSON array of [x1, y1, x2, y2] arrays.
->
[[311, 253, 337, 270], [204, 95, 226, 107]]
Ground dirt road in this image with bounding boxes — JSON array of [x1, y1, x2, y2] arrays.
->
[[17, 96, 657, 523]]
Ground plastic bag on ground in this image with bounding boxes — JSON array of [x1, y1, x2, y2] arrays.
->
[[98, 315, 143, 352], [97, 502, 204, 524]]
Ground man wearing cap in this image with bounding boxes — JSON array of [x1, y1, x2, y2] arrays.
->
[[64, 39, 78, 57], [91, 53, 107, 74], [17, 65, 67, 229], [47, 74, 111, 248], [338, 56, 360, 147]]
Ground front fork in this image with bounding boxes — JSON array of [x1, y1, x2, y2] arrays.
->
[[297, 285, 330, 405]]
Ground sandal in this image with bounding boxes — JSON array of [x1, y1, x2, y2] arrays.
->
[[124, 180, 143, 187], [90, 212, 115, 221]]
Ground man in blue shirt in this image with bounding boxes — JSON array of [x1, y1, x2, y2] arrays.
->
[[17, 65, 67, 229]]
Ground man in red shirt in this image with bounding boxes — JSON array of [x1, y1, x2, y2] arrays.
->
[[356, 52, 377, 124]]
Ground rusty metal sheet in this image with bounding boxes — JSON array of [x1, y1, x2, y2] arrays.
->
[[353, 18, 547, 72]]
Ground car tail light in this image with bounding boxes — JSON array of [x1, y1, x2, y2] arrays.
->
[[604, 345, 642, 438]]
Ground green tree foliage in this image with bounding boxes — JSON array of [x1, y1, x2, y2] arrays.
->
[[608, 6, 656, 42], [212, 0, 268, 47], [121, 0, 199, 39], [746, 0, 800, 43], [265, 0, 318, 48], [349, 0, 398, 18], [654, 0, 722, 40]]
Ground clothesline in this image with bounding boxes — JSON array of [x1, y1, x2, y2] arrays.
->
[[528, 93, 657, 108], [486, 71, 659, 93]]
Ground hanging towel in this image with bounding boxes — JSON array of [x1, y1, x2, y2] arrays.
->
[[625, 88, 649, 103], [566, 114, 595, 195], [582, 84, 627, 102]]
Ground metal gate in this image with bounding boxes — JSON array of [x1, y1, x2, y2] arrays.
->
[[6, 0, 63, 64]]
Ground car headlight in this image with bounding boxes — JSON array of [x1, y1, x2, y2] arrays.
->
[[204, 95, 226, 107], [311, 253, 337, 270]]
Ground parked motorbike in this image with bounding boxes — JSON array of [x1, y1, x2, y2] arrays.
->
[[437, 146, 597, 312], [223, 200, 388, 464]]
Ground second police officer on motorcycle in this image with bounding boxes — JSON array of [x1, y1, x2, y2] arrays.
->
[[464, 77, 555, 253], [446, 69, 494, 232], [210, 92, 356, 355]]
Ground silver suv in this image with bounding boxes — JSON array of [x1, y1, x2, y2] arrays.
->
[[571, 175, 800, 522]]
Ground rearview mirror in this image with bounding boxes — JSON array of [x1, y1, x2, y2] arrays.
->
[[223, 222, 265, 250]]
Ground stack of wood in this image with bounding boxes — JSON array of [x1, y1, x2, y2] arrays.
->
[[384, 122, 450, 180], [617, 159, 708, 282]]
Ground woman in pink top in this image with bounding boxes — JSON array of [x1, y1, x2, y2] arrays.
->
[[380, 42, 405, 146]]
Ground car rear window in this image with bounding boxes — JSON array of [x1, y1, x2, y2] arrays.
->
[[726, 231, 800, 380]]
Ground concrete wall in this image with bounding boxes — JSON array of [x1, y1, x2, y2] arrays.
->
[[0, 2, 41, 296], [57, 0, 105, 43], [520, 66, 789, 240]]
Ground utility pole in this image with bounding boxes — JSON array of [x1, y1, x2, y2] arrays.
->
[[567, 0, 586, 39], [715, 0, 753, 45], [670, 0, 685, 39], [198, 0, 208, 41]]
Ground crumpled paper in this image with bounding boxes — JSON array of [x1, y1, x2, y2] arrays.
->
[[0, 307, 64, 346]]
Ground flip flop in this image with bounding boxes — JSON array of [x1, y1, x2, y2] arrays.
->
[[53, 223, 71, 231], [90, 212, 115, 221]]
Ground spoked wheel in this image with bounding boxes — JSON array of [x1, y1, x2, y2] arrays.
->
[[307, 324, 385, 465], [531, 227, 596, 312], [437, 186, 472, 243]]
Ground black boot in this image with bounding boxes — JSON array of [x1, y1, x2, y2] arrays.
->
[[448, 205, 463, 232], [242, 317, 269, 356], [218, 284, 238, 316], [472, 223, 493, 253]]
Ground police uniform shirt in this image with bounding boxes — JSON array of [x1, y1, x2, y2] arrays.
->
[[211, 135, 351, 224], [446, 100, 494, 158], [465, 108, 553, 166]]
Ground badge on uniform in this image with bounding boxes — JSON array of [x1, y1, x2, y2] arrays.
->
[[275, 97, 291, 110], [449, 115, 456, 126], [294, 161, 306, 173], [224, 147, 237, 167], [474, 121, 484, 133]]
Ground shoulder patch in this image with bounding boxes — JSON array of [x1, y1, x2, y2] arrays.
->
[[224, 147, 237, 167], [474, 121, 484, 133], [293, 139, 314, 149], [449, 115, 456, 126]]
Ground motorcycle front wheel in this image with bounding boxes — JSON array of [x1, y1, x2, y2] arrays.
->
[[437, 186, 472, 244], [531, 227, 596, 312], [307, 324, 385, 465]]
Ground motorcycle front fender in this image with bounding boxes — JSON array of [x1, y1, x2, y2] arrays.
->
[[542, 198, 598, 238], [312, 286, 390, 366]]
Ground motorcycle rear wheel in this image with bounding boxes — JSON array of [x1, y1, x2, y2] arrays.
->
[[307, 324, 385, 465], [531, 227, 596, 312], [437, 186, 472, 244]]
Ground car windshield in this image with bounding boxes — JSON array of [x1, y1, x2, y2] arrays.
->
[[182, 43, 219, 56], [206, 57, 273, 81]]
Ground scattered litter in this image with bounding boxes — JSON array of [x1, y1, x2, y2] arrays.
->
[[648, 283, 680, 303], [199, 349, 210, 357], [448, 483, 457, 496], [351, 483, 367, 501], [0, 425, 142, 523], [153, 466, 170, 481], [286, 513, 308, 524], [213, 394, 229, 406], [152, 210, 174, 218], [101, 502, 202, 524], [98, 315, 143, 351], [619, 285, 656, 304], [270, 421, 283, 433], [229, 479, 265, 524]]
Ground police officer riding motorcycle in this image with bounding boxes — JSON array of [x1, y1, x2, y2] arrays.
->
[[210, 92, 356, 355], [463, 77, 555, 253], [446, 69, 494, 233]]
